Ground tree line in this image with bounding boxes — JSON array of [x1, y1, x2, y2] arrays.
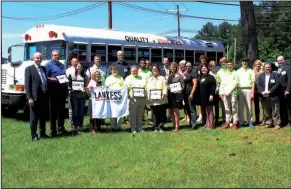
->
[[194, 1, 291, 64]]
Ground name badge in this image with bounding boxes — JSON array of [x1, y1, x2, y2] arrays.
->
[[169, 82, 182, 93], [56, 74, 69, 84], [150, 89, 162, 100], [270, 79, 275, 83], [132, 87, 145, 98], [282, 71, 286, 75], [72, 80, 84, 91], [198, 71, 200, 75], [124, 68, 128, 73]]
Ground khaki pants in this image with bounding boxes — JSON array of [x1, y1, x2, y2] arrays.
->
[[129, 98, 146, 132], [223, 93, 238, 123], [261, 98, 280, 125], [238, 88, 253, 123]]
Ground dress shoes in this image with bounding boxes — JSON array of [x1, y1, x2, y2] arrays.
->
[[32, 137, 40, 141]]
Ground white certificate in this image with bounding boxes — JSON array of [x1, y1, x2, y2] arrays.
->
[[72, 80, 84, 91], [132, 87, 145, 98], [150, 89, 162, 100], [56, 74, 69, 84], [169, 82, 182, 93]]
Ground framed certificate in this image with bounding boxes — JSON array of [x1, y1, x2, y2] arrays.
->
[[56, 74, 69, 84], [132, 87, 145, 98], [150, 89, 162, 100], [169, 82, 182, 93], [72, 80, 84, 91]]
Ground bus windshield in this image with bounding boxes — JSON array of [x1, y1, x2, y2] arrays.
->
[[25, 40, 66, 61]]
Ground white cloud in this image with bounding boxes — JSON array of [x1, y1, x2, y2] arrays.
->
[[2, 33, 22, 39]]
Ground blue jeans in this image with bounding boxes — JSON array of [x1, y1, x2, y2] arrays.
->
[[70, 96, 86, 127]]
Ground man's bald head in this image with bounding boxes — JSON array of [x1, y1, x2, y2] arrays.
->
[[277, 56, 285, 65], [71, 58, 79, 67], [33, 52, 42, 65]]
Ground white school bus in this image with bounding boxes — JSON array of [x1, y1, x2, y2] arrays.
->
[[1, 24, 225, 115]]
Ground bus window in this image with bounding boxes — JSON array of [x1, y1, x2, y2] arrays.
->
[[25, 40, 66, 61], [151, 48, 162, 64], [185, 50, 194, 63], [206, 51, 216, 63], [108, 45, 122, 63], [28, 46, 37, 60], [124, 46, 136, 63], [138, 47, 150, 62], [175, 49, 184, 63], [216, 52, 224, 66], [73, 44, 87, 62], [91, 44, 106, 62], [194, 51, 205, 66], [164, 48, 173, 62]]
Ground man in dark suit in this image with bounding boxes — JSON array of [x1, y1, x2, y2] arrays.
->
[[276, 56, 291, 127], [256, 62, 281, 129], [25, 52, 49, 141]]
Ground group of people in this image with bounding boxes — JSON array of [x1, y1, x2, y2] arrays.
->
[[24, 49, 291, 141]]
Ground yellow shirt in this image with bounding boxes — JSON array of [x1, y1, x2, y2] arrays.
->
[[138, 68, 152, 81], [216, 68, 228, 95], [125, 75, 147, 98], [105, 75, 125, 88], [236, 67, 255, 88], [146, 76, 168, 105], [222, 69, 238, 94]]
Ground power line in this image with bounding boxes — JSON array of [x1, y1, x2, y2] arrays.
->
[[155, 2, 168, 11], [13, 2, 70, 11], [179, 2, 188, 10], [2, 2, 105, 21], [196, 1, 239, 6], [116, 2, 239, 22], [196, 1, 291, 8]]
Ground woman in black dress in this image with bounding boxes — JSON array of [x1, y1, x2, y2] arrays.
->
[[167, 62, 185, 131], [199, 64, 216, 130]]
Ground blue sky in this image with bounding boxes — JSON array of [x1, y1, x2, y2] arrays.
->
[[2, 1, 241, 57]]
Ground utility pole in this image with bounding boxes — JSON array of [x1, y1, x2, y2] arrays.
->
[[108, 1, 112, 29], [167, 4, 187, 37]]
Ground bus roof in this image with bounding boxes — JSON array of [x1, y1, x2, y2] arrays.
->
[[23, 24, 225, 51]]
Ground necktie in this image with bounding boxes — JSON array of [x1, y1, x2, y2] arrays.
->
[[38, 67, 47, 92]]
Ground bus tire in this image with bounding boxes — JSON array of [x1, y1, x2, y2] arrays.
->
[[2, 106, 18, 117]]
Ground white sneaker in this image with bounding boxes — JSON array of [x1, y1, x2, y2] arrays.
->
[[197, 115, 202, 123], [159, 129, 164, 133], [132, 130, 137, 134]]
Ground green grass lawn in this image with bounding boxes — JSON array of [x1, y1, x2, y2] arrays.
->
[[1, 112, 291, 188]]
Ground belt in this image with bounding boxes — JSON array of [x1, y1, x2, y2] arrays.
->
[[238, 87, 252, 89]]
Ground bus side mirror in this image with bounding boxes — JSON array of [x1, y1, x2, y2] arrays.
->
[[8, 55, 11, 62], [8, 47, 11, 55]]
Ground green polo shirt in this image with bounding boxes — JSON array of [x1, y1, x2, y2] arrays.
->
[[138, 68, 152, 81], [222, 69, 238, 94], [105, 75, 125, 88], [236, 67, 255, 88], [125, 75, 147, 98], [216, 68, 228, 95]]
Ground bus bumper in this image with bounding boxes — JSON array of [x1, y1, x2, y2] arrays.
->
[[1, 93, 27, 112]]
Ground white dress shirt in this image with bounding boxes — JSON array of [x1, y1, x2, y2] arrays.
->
[[34, 63, 47, 92], [264, 73, 270, 92]]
